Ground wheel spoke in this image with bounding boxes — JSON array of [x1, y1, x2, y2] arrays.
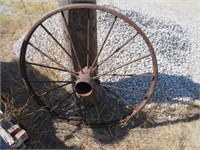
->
[[39, 82, 74, 97], [76, 97, 84, 122], [50, 91, 75, 112], [61, 11, 83, 73], [90, 16, 117, 72], [103, 87, 135, 110], [82, 97, 88, 123], [28, 42, 77, 76], [40, 24, 76, 62], [96, 32, 138, 69], [93, 89, 121, 120], [100, 73, 153, 77], [94, 54, 151, 79], [87, 92, 105, 123], [100, 84, 146, 96], [87, 9, 90, 68], [30, 80, 73, 83], [26, 61, 78, 76]]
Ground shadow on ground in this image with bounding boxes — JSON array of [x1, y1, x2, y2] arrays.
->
[[1, 60, 79, 149], [1, 59, 200, 148]]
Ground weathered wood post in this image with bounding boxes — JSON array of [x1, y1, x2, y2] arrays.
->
[[57, 0, 99, 104], [58, 0, 97, 71]]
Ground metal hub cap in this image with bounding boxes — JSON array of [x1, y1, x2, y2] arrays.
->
[[75, 67, 94, 97]]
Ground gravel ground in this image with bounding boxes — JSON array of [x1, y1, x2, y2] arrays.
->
[[96, 0, 200, 103], [13, 0, 200, 105]]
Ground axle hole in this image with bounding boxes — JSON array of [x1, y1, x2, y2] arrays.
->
[[75, 82, 92, 96]]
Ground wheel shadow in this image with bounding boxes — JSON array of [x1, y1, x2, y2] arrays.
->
[[0, 59, 146, 146], [105, 73, 200, 105], [1, 60, 80, 149], [91, 72, 200, 143], [1, 59, 200, 147]]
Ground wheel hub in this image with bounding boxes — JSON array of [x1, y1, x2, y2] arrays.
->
[[75, 67, 95, 97]]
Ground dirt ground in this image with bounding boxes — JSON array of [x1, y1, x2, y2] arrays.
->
[[1, 0, 200, 149]]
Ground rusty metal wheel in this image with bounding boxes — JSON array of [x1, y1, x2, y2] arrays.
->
[[20, 4, 158, 128]]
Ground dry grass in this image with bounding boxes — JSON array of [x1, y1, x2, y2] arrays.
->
[[105, 120, 200, 150], [0, 0, 57, 61], [0, 15, 12, 32], [144, 101, 200, 124]]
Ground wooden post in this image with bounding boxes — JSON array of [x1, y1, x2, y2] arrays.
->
[[57, 0, 99, 105], [57, 0, 97, 72]]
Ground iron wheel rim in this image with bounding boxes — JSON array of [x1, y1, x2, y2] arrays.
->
[[20, 4, 158, 128]]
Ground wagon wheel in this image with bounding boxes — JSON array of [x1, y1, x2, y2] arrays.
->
[[20, 4, 158, 128]]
